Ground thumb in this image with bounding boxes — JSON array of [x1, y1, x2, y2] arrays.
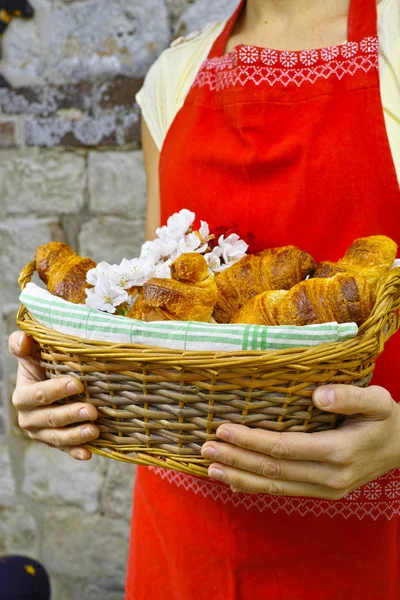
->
[[313, 384, 394, 419], [9, 331, 45, 384], [9, 331, 37, 359]]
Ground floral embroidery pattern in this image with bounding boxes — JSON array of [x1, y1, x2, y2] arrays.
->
[[300, 49, 319, 66], [193, 36, 378, 91], [363, 482, 383, 501], [385, 481, 400, 499], [320, 46, 340, 62], [150, 467, 400, 520], [341, 41, 359, 58], [238, 45, 259, 64], [280, 51, 298, 67], [360, 36, 379, 53], [260, 48, 278, 66]]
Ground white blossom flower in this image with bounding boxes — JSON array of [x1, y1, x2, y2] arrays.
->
[[86, 261, 113, 286], [85, 209, 249, 313], [151, 237, 180, 261], [140, 241, 157, 261], [199, 220, 210, 239], [154, 260, 172, 279], [218, 234, 248, 265], [205, 246, 223, 272], [157, 209, 195, 241], [85, 275, 128, 313], [109, 258, 155, 289], [177, 232, 205, 255]]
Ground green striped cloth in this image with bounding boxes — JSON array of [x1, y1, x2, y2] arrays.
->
[[20, 282, 358, 352]]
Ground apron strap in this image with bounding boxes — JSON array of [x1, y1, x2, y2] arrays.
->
[[347, 0, 378, 41]]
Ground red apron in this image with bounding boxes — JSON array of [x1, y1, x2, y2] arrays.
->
[[126, 0, 400, 598]]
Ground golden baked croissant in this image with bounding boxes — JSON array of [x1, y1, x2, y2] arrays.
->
[[312, 235, 397, 285], [213, 245, 316, 323], [36, 242, 96, 304], [232, 272, 375, 327], [129, 253, 218, 322]]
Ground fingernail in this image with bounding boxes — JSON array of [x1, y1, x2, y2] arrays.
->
[[217, 428, 232, 442], [82, 426, 94, 439], [76, 450, 85, 460], [201, 445, 217, 460], [208, 467, 225, 481], [17, 332, 24, 349], [315, 387, 335, 408], [67, 380, 81, 394], [79, 408, 90, 420]]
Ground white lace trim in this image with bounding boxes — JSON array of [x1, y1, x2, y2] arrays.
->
[[149, 466, 400, 520], [193, 37, 379, 90]]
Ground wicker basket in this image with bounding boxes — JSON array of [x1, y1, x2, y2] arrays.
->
[[17, 261, 400, 477]]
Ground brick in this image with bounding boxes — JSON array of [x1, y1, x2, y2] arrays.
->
[[180, 0, 238, 32], [26, 116, 118, 147], [88, 151, 146, 217], [99, 77, 143, 110], [0, 84, 92, 117], [0, 122, 17, 149], [79, 217, 145, 265], [1, 0, 170, 85], [0, 86, 46, 115], [0, 445, 16, 507], [0, 413, 6, 436], [1, 151, 86, 215], [0, 217, 65, 304], [0, 503, 38, 556], [23, 443, 107, 513], [43, 506, 129, 581], [120, 112, 141, 145], [165, 0, 193, 20], [100, 460, 136, 519]]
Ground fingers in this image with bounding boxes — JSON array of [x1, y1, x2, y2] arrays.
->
[[61, 446, 93, 461], [18, 402, 99, 432], [9, 331, 35, 358], [201, 442, 332, 486], [207, 464, 340, 499], [29, 422, 100, 448], [215, 424, 338, 462], [313, 385, 394, 419], [13, 377, 84, 411], [10, 332, 46, 385]]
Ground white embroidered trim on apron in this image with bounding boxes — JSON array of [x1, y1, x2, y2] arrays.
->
[[193, 37, 378, 91], [149, 466, 400, 520]]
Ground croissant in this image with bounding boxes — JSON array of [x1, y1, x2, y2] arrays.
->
[[129, 253, 218, 322], [36, 242, 96, 304], [312, 235, 397, 285], [213, 245, 316, 323], [232, 272, 376, 327]]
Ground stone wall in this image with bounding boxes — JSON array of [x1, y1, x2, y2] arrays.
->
[[0, 1, 236, 598]]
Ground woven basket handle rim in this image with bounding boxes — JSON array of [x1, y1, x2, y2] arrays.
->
[[358, 267, 400, 340], [18, 260, 37, 291]]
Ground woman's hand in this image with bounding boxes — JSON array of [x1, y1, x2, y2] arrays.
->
[[9, 331, 100, 460], [201, 385, 400, 499]]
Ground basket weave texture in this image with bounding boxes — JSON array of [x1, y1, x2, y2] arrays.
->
[[17, 261, 400, 477]]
